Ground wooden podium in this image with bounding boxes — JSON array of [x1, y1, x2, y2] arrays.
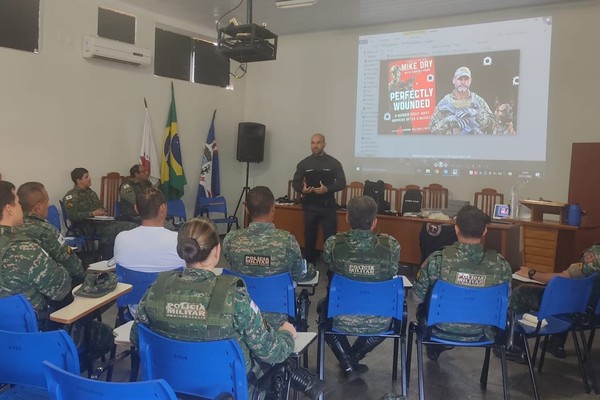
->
[[519, 199, 567, 224], [518, 199, 578, 273]]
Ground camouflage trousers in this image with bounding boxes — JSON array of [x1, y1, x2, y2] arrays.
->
[[509, 284, 544, 314]]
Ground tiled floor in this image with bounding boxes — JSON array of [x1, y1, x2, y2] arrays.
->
[[104, 260, 600, 399]]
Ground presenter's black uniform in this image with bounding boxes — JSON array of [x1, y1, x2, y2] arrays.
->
[[292, 153, 346, 264]]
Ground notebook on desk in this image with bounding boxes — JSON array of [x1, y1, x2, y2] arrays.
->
[[492, 204, 510, 221]]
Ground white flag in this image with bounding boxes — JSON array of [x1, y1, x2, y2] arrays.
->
[[140, 104, 160, 183]]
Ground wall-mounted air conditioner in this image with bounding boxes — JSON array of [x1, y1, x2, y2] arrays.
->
[[82, 36, 151, 66]]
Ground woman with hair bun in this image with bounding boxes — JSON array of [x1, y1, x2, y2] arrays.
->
[[132, 218, 324, 399]]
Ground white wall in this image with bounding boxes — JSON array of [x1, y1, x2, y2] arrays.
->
[[0, 0, 248, 218], [243, 1, 600, 207], [2, 0, 599, 222]]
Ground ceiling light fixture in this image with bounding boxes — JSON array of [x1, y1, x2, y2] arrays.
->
[[275, 0, 318, 9]]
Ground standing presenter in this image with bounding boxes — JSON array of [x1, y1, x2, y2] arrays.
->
[[293, 133, 346, 264]]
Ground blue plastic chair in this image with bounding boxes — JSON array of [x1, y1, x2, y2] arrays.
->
[[166, 199, 187, 227], [222, 269, 315, 373], [47, 204, 86, 250], [114, 201, 122, 218], [46, 205, 62, 232], [137, 324, 250, 400], [194, 196, 239, 232], [516, 274, 596, 400], [408, 281, 510, 400], [0, 293, 39, 332], [102, 264, 182, 381], [0, 330, 79, 400], [316, 274, 407, 396], [58, 200, 97, 249], [43, 361, 178, 400], [222, 270, 296, 318]]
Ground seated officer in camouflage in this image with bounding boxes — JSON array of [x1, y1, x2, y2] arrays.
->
[[319, 195, 401, 381], [131, 218, 324, 400], [222, 185, 316, 328], [17, 182, 85, 286], [63, 167, 135, 258], [414, 205, 512, 361], [0, 180, 72, 313], [119, 164, 153, 222], [507, 243, 600, 360]]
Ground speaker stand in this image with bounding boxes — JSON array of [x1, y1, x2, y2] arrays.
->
[[233, 162, 251, 222]]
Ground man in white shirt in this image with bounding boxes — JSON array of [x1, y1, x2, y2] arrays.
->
[[114, 187, 183, 272]]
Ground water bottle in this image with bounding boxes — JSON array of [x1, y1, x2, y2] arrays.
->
[[566, 204, 582, 227]]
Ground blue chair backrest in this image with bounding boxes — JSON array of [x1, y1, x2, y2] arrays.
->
[[223, 270, 296, 318], [137, 324, 248, 400], [114, 201, 122, 218], [0, 330, 79, 389], [58, 200, 70, 227], [115, 264, 182, 309], [327, 274, 405, 321], [0, 293, 39, 332], [166, 199, 187, 220], [538, 274, 596, 320], [43, 361, 178, 400], [47, 205, 62, 232], [427, 280, 509, 330], [195, 195, 229, 218]]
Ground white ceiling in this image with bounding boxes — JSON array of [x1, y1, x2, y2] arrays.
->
[[117, 0, 579, 37]]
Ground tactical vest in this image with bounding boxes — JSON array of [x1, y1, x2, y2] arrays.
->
[[0, 233, 30, 288], [144, 271, 241, 341], [440, 246, 501, 288], [330, 233, 393, 281]]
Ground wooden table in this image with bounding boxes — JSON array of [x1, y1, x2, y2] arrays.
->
[[268, 205, 522, 269], [50, 283, 132, 324]]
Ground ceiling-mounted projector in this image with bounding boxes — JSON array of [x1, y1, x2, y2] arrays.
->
[[275, 0, 318, 9], [217, 0, 278, 63], [218, 23, 278, 63]]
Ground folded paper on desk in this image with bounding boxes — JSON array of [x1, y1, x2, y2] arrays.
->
[[519, 313, 548, 328]]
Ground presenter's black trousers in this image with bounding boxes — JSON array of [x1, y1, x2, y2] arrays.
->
[[304, 203, 337, 264]]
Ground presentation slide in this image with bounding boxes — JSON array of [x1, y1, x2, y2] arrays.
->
[[355, 17, 552, 179]]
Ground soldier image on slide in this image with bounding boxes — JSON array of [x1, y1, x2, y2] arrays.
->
[[429, 66, 495, 135]]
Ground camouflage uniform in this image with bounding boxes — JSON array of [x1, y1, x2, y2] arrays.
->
[[510, 244, 600, 314], [19, 213, 85, 282], [63, 186, 135, 245], [222, 221, 316, 327], [429, 92, 494, 135], [414, 242, 512, 341], [323, 230, 400, 334], [119, 179, 153, 220], [0, 225, 72, 311], [131, 268, 294, 396]]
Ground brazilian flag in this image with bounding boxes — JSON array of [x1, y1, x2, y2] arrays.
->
[[160, 82, 187, 200]]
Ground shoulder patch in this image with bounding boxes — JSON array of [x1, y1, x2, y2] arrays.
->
[[122, 184, 130, 189], [57, 235, 66, 246], [65, 194, 73, 200], [249, 300, 260, 315]]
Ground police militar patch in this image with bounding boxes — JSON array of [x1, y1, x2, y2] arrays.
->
[[244, 254, 271, 267]]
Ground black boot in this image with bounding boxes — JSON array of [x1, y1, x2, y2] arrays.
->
[[351, 336, 385, 372], [325, 334, 360, 381], [289, 367, 325, 400]]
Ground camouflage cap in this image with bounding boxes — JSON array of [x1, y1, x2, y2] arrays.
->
[[454, 66, 471, 79], [75, 272, 118, 298]]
